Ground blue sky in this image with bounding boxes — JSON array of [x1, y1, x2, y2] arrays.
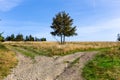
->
[[0, 0, 120, 41]]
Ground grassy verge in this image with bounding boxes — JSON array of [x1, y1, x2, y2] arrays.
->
[[14, 47, 37, 59], [11, 45, 51, 58], [82, 47, 120, 80], [68, 57, 80, 68], [4, 42, 119, 57], [0, 43, 17, 79]]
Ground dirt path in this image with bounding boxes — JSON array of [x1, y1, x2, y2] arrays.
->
[[4, 51, 98, 80]]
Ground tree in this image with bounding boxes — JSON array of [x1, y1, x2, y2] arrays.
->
[[25, 35, 34, 41], [35, 37, 40, 41], [117, 33, 120, 41], [25, 36, 29, 41], [15, 34, 24, 41], [10, 34, 15, 41], [5, 36, 11, 41], [0, 32, 4, 42], [50, 11, 77, 44], [40, 38, 46, 41], [5, 34, 15, 41], [29, 35, 34, 41]]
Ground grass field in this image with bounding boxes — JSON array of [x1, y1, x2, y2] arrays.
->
[[3, 41, 120, 58], [0, 43, 17, 79], [2, 41, 120, 80], [82, 47, 120, 80]]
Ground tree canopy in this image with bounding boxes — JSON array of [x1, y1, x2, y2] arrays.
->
[[5, 34, 46, 41], [50, 11, 77, 44], [0, 32, 4, 42]]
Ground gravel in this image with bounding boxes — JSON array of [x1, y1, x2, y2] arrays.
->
[[4, 51, 98, 80]]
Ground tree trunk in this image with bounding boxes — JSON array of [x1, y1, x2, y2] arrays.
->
[[63, 35, 65, 44], [60, 34, 63, 44]]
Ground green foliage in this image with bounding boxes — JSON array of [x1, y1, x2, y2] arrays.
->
[[34, 37, 40, 41], [6, 34, 15, 41], [25, 35, 34, 41], [50, 11, 77, 44], [5, 33, 46, 41], [29, 35, 34, 41], [117, 33, 120, 41], [82, 48, 120, 80], [10, 34, 15, 41], [15, 34, 24, 41], [40, 38, 46, 41], [0, 32, 4, 42], [0, 37, 4, 42]]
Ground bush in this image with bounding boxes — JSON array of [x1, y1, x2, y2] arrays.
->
[[0, 32, 4, 42], [40, 38, 46, 41], [0, 37, 4, 42]]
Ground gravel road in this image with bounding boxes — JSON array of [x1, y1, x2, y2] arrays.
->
[[4, 51, 98, 80]]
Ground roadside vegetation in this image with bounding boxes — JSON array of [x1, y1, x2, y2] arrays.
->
[[2, 41, 120, 80], [4, 42, 119, 58], [82, 46, 120, 80], [0, 43, 17, 79]]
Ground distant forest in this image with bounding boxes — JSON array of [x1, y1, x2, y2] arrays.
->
[[0, 33, 46, 42]]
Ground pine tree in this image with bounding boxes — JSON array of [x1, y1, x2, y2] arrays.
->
[[11, 34, 15, 41], [29, 35, 34, 41], [50, 11, 77, 44], [40, 38, 46, 41], [25, 36, 29, 41], [5, 36, 11, 41], [15, 34, 24, 41]]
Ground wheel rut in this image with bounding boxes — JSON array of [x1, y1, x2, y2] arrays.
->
[[4, 51, 98, 80]]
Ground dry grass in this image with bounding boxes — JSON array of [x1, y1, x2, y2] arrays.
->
[[0, 43, 17, 79], [4, 41, 120, 56]]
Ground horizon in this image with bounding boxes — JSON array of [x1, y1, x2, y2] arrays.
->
[[0, 0, 120, 41]]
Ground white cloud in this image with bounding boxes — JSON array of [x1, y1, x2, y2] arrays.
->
[[75, 18, 120, 41], [84, 18, 120, 32], [0, 0, 22, 12]]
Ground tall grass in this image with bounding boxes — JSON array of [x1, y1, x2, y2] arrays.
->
[[4, 41, 120, 56], [2, 41, 120, 79], [0, 43, 17, 79]]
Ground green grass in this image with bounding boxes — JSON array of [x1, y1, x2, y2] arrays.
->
[[13, 47, 37, 59], [82, 47, 120, 80], [1, 42, 120, 79], [20, 46, 51, 56], [10, 45, 51, 59], [0, 43, 8, 51], [68, 57, 80, 68], [11, 44, 114, 57]]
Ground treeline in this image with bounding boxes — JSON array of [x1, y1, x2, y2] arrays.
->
[[0, 33, 46, 42]]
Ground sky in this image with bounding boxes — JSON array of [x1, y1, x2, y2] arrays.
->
[[0, 0, 120, 41]]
